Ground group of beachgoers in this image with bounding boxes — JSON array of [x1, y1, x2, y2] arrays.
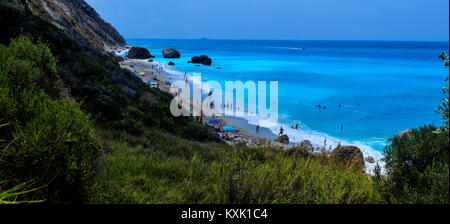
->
[[271, 104, 361, 136], [121, 57, 368, 150]]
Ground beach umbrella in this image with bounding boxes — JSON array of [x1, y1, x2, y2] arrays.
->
[[222, 126, 234, 131], [208, 120, 219, 124]]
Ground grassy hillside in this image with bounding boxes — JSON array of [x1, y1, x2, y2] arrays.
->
[[89, 128, 378, 204]]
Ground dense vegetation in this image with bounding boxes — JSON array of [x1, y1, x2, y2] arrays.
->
[[89, 128, 377, 204], [0, 36, 102, 203], [0, 3, 448, 204]]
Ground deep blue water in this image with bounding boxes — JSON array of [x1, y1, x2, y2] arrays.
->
[[127, 39, 449, 162]]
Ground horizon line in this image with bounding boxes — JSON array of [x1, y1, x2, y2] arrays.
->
[[124, 37, 450, 43]]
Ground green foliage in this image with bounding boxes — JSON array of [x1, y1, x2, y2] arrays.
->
[[119, 88, 218, 142], [436, 51, 449, 138], [89, 128, 378, 204], [0, 35, 60, 98], [374, 126, 449, 203], [0, 36, 101, 203], [0, 180, 46, 204]]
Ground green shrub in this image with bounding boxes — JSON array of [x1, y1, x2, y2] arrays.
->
[[374, 125, 449, 203], [0, 36, 101, 203]]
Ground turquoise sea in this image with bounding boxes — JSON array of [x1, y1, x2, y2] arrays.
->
[[127, 39, 449, 163]]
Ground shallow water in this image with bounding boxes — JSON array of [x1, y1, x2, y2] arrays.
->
[[127, 39, 449, 167]]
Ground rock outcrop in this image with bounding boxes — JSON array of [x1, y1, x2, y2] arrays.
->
[[1, 0, 126, 50], [162, 48, 180, 58], [365, 156, 375, 164], [330, 146, 364, 169], [168, 61, 175, 65], [191, 55, 212, 65], [127, 47, 154, 59], [275, 134, 289, 144], [299, 140, 314, 153]]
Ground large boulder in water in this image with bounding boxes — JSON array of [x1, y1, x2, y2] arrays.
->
[[330, 146, 364, 170], [127, 46, 154, 59], [191, 55, 212, 65], [162, 48, 181, 58]]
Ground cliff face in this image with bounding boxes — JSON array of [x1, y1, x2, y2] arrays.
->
[[2, 0, 126, 49]]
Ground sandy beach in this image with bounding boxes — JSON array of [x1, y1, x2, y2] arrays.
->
[[115, 54, 290, 149]]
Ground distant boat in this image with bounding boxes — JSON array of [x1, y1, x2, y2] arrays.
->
[[201, 37, 209, 40]]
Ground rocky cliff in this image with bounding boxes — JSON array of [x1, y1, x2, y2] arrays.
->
[[1, 0, 125, 49]]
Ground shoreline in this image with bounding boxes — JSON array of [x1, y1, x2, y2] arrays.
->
[[118, 56, 283, 148], [113, 46, 381, 173]]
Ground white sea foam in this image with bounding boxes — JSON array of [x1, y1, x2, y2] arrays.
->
[[239, 112, 385, 174], [115, 49, 129, 56]]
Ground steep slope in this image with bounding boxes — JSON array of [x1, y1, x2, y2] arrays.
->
[[1, 0, 217, 138], [1, 0, 125, 49]]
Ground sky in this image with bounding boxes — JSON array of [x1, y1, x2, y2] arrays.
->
[[85, 0, 449, 41]]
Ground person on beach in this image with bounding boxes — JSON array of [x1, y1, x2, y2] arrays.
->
[[279, 126, 284, 135], [295, 124, 299, 129]]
